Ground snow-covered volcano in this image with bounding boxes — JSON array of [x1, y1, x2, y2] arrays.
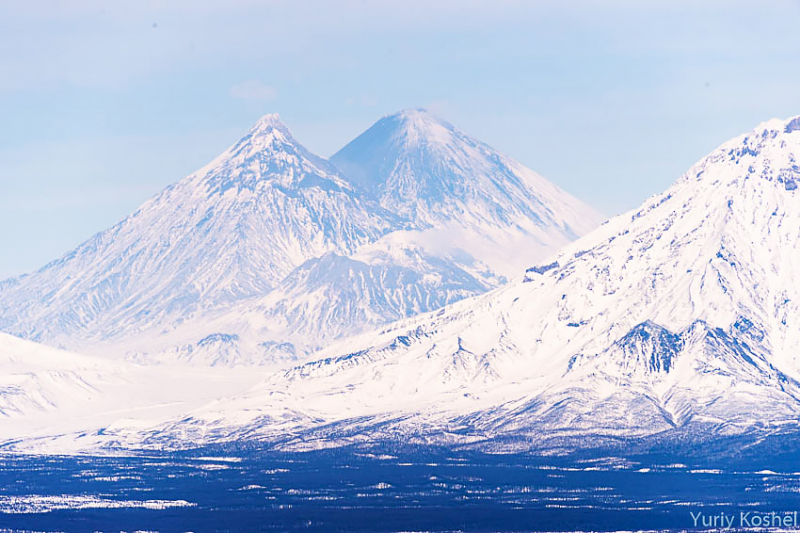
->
[[0, 110, 600, 365], [332, 108, 593, 231], [332, 109, 599, 276], [111, 115, 800, 451], [0, 115, 393, 354]]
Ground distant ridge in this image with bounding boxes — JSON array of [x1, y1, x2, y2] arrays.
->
[[0, 110, 602, 366], [103, 114, 800, 452]]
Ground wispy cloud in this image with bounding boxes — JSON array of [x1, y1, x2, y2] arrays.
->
[[229, 80, 278, 101]]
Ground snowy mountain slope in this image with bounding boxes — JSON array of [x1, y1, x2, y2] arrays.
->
[[243, 244, 494, 342], [331, 109, 598, 234], [130, 235, 506, 366], [97, 114, 800, 450], [0, 333, 262, 452], [0, 115, 394, 353], [0, 110, 601, 366], [332, 109, 604, 277], [136, 110, 603, 365]]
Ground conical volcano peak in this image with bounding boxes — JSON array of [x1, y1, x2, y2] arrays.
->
[[251, 113, 291, 135], [188, 113, 352, 196], [390, 107, 445, 124], [389, 107, 445, 124], [331, 108, 603, 231], [204, 113, 301, 168], [222, 113, 332, 172], [240, 112, 296, 148], [385, 108, 456, 146]]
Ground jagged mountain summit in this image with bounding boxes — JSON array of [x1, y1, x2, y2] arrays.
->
[[0, 110, 601, 365], [100, 114, 800, 451], [0, 114, 393, 354]]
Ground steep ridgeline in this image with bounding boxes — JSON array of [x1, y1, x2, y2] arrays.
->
[[0, 115, 393, 355], [142, 110, 604, 365], [331, 109, 602, 276], [116, 115, 800, 451], [0, 111, 601, 365]]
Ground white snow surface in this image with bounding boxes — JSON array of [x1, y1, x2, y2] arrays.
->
[[0, 494, 195, 514], [90, 114, 800, 451], [0, 109, 601, 366], [4, 115, 798, 454], [0, 332, 263, 453]]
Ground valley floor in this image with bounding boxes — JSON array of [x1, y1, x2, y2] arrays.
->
[[1, 439, 799, 532]]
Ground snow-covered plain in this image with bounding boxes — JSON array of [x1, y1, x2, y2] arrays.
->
[[4, 115, 800, 454], [0, 332, 263, 453], [0, 109, 601, 366]]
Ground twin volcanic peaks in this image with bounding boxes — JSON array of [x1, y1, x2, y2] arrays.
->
[[0, 108, 601, 365], [150, 111, 800, 449], [3, 110, 800, 452], [3, 108, 797, 371], [250, 108, 444, 139], [198, 108, 479, 199], [239, 107, 446, 155]]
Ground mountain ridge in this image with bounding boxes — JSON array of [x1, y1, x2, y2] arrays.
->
[[93, 113, 800, 451], [332, 108, 596, 234], [0, 110, 601, 365]]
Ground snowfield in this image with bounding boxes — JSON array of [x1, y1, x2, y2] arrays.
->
[[0, 332, 263, 453], [95, 114, 800, 452], [3, 115, 800, 453]]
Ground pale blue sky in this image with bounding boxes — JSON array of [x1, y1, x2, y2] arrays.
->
[[2, 0, 800, 279]]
